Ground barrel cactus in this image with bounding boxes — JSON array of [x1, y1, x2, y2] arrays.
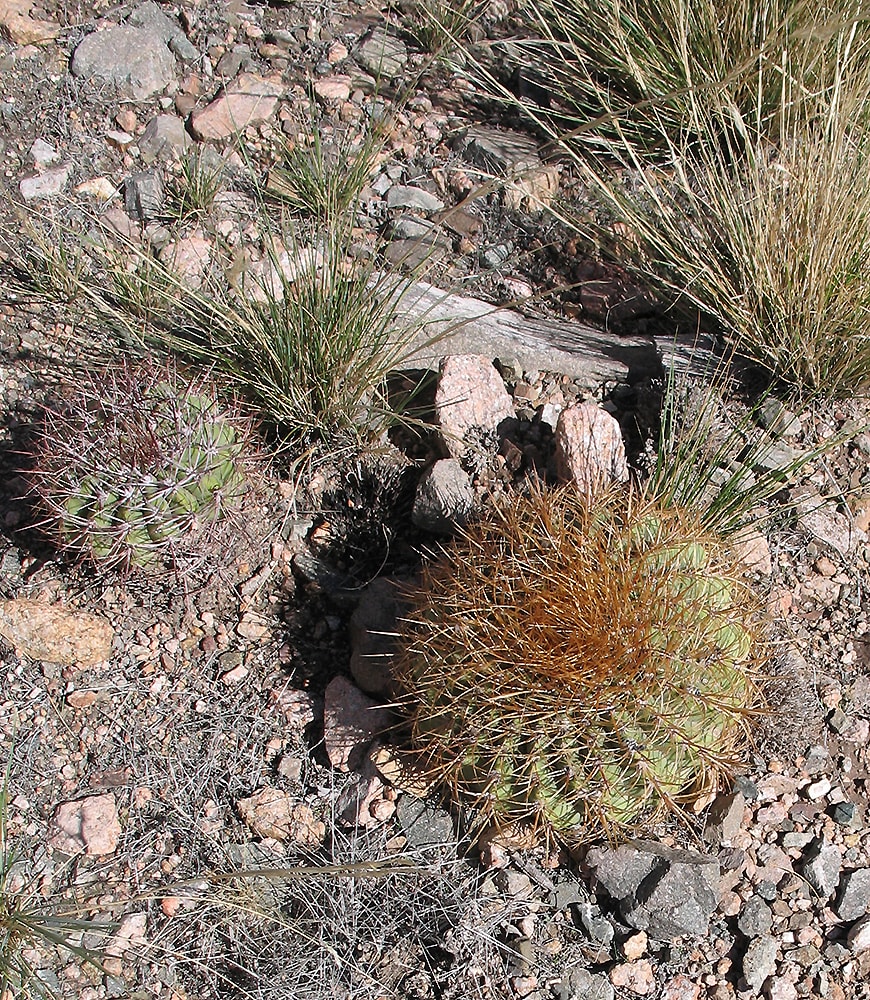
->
[[31, 363, 251, 572], [393, 485, 765, 843]]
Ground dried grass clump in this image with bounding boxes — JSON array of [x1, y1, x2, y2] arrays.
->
[[511, 0, 869, 150], [573, 70, 870, 397], [394, 485, 766, 843]]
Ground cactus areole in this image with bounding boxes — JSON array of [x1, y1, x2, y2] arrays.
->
[[394, 485, 764, 843]]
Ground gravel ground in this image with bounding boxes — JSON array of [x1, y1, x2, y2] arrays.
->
[[2, 2, 870, 999]]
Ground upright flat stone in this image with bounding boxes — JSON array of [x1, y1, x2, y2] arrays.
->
[[835, 867, 870, 921], [354, 26, 407, 77], [139, 114, 191, 163], [190, 73, 284, 140], [435, 354, 516, 461], [323, 675, 393, 772], [71, 26, 177, 100], [555, 403, 629, 495], [460, 126, 541, 175]]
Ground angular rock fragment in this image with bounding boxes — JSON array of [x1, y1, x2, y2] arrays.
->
[[139, 114, 191, 163], [190, 73, 284, 141], [354, 26, 407, 77], [801, 839, 842, 900], [587, 840, 719, 940], [835, 868, 870, 922], [323, 675, 393, 772], [71, 26, 177, 100], [0, 0, 59, 44], [702, 790, 745, 846], [49, 793, 121, 856], [741, 934, 778, 992], [236, 787, 324, 844], [412, 459, 474, 534], [125, 170, 164, 221]]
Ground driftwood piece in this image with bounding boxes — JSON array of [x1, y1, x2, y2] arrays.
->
[[392, 280, 718, 384]]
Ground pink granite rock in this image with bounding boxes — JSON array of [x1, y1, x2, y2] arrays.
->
[[323, 675, 393, 772], [236, 787, 325, 844], [0, 599, 113, 666], [49, 793, 121, 856], [190, 73, 283, 140], [555, 403, 628, 494], [435, 355, 515, 460]]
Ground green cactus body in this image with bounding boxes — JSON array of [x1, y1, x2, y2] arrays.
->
[[34, 366, 250, 572], [394, 486, 764, 843]]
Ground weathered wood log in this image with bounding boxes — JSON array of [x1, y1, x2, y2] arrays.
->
[[392, 280, 719, 384]]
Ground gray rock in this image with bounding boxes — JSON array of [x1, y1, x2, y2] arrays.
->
[[794, 487, 866, 557], [392, 215, 436, 240], [742, 934, 778, 992], [752, 436, 802, 475], [554, 968, 614, 1000], [831, 801, 860, 828], [576, 902, 615, 946], [737, 895, 773, 937], [802, 840, 842, 900], [412, 459, 474, 534], [138, 115, 190, 163], [128, 1, 197, 60], [588, 840, 720, 940], [459, 125, 541, 175], [396, 796, 454, 850], [550, 881, 587, 911], [216, 46, 251, 79], [19, 163, 72, 201], [588, 843, 660, 901], [835, 868, 870, 921], [125, 170, 164, 221], [71, 27, 177, 101], [758, 398, 801, 438], [30, 138, 59, 167], [848, 914, 870, 954], [803, 745, 832, 776], [348, 577, 401, 698], [355, 26, 407, 78], [386, 184, 445, 212], [383, 235, 448, 271], [480, 242, 511, 269], [702, 790, 745, 846]]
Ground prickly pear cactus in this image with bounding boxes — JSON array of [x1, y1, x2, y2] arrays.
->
[[394, 485, 765, 843], [31, 364, 250, 572]]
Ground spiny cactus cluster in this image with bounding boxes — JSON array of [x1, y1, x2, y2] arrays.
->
[[31, 363, 251, 572], [394, 485, 765, 843]]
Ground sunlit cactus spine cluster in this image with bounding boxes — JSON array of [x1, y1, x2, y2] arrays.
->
[[31, 362, 251, 572], [394, 485, 765, 843]]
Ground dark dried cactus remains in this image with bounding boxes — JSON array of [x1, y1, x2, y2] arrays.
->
[[394, 484, 767, 844], [30, 362, 253, 573]]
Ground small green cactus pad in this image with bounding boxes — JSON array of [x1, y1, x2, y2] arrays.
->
[[32, 365, 251, 572], [393, 485, 765, 843]]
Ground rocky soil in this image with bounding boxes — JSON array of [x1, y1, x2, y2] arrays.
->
[[2, 2, 870, 999]]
